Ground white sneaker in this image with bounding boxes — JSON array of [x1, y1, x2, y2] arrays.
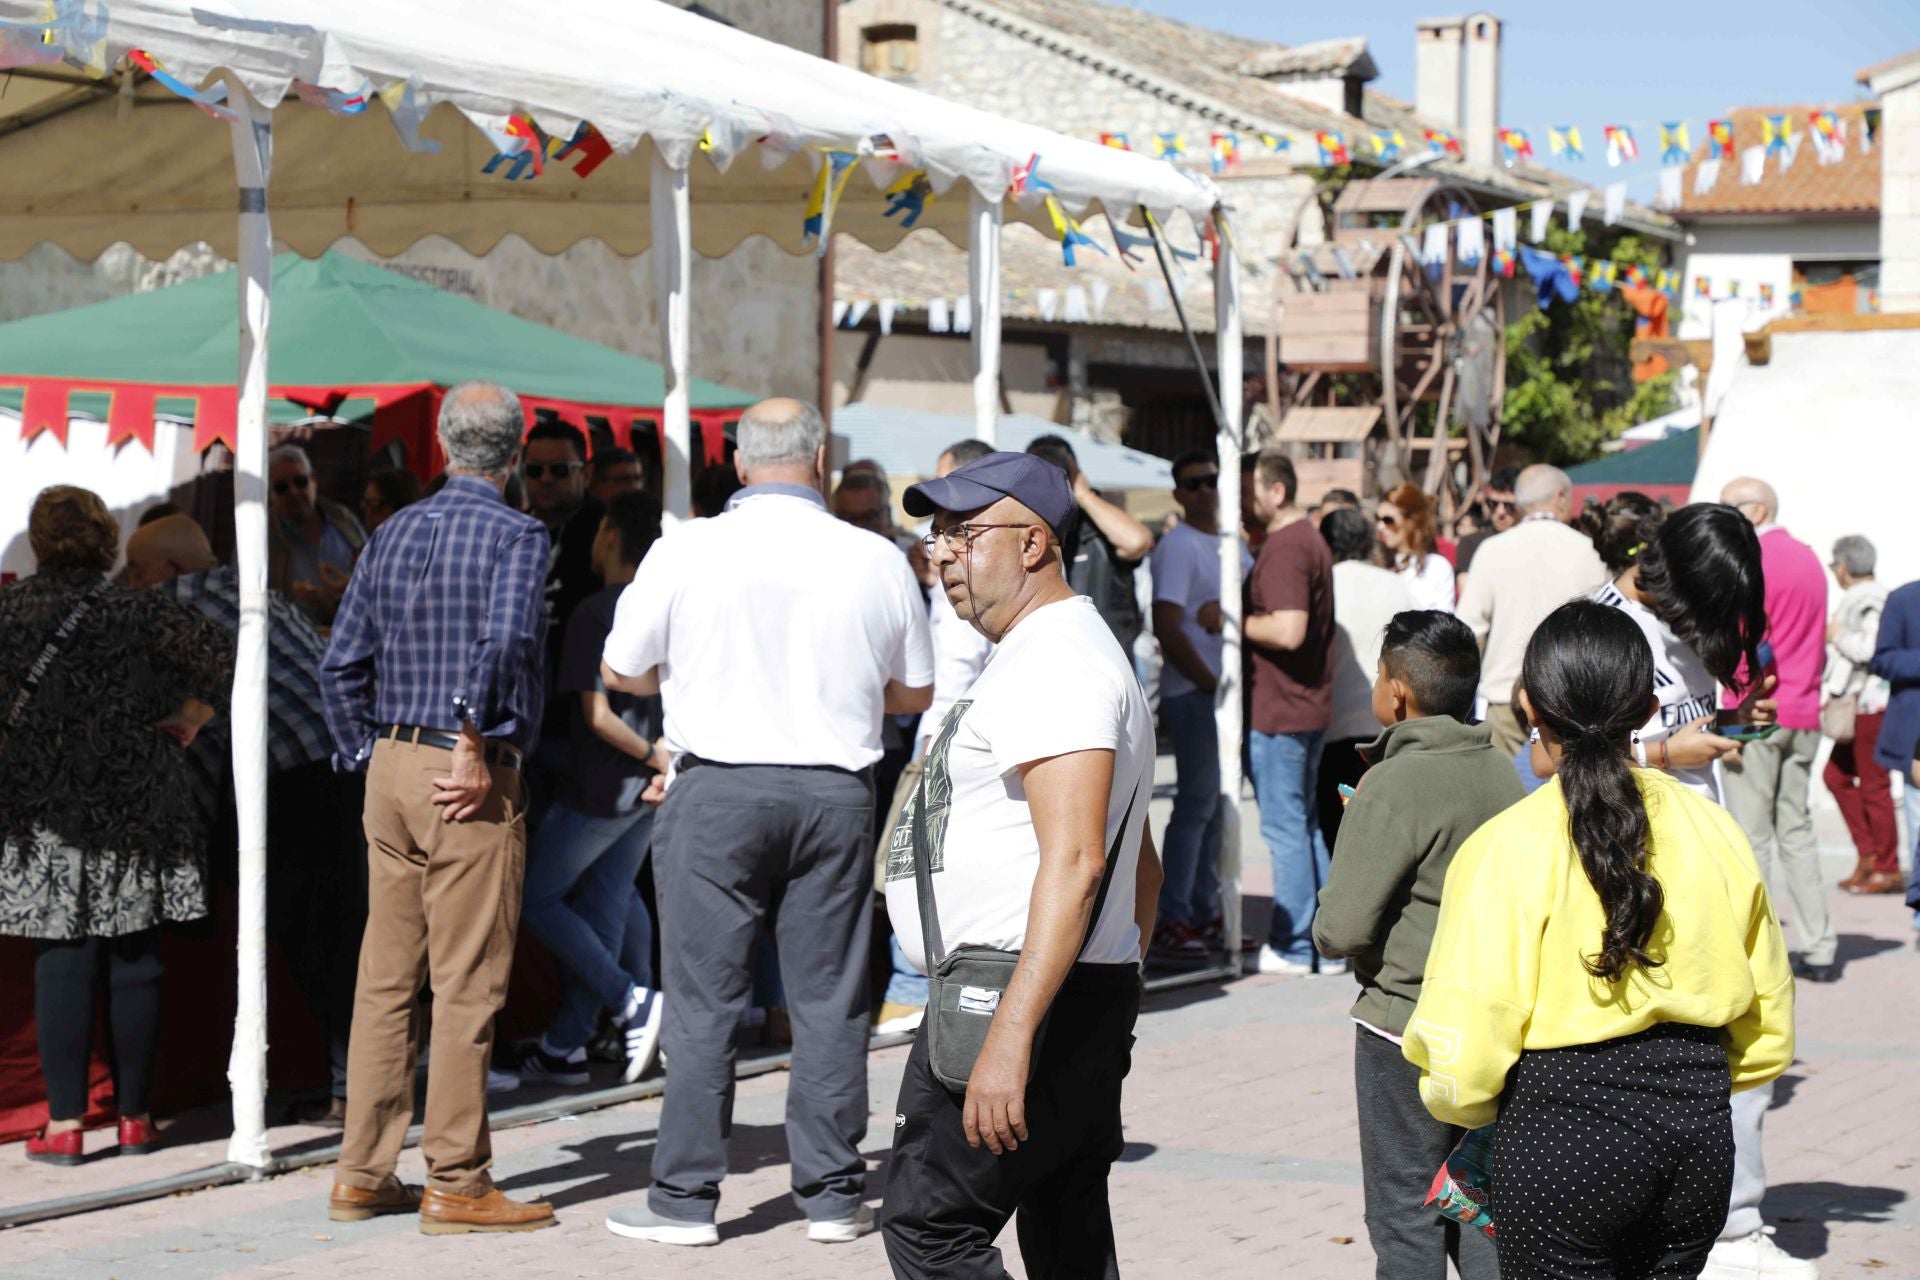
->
[[807, 1204, 875, 1244], [606, 1203, 720, 1247], [485, 1066, 522, 1095], [1316, 958, 1350, 977], [1700, 1228, 1819, 1280], [1253, 945, 1314, 976], [619, 988, 665, 1085]]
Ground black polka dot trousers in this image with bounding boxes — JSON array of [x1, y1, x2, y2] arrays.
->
[[1492, 1021, 1734, 1280]]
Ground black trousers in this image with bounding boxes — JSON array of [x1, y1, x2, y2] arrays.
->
[[35, 930, 163, 1121], [1354, 1027, 1497, 1280], [1494, 1022, 1734, 1280], [881, 963, 1142, 1280], [648, 762, 876, 1224], [264, 764, 368, 1098]]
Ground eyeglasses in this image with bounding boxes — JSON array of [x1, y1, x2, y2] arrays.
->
[[524, 462, 583, 480], [272, 474, 311, 496], [920, 523, 1040, 554], [1178, 473, 1219, 492]]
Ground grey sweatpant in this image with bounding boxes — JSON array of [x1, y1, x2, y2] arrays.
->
[[1723, 728, 1836, 967], [1722, 1079, 1774, 1240], [646, 762, 876, 1225]]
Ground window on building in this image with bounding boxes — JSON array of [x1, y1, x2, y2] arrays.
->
[[861, 24, 919, 79]]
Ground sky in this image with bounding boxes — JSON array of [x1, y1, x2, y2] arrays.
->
[[1118, 0, 1920, 196]]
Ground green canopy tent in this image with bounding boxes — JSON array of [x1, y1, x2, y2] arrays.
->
[[1567, 427, 1700, 508], [0, 251, 757, 476]]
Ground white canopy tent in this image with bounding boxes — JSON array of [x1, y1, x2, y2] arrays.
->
[[0, 0, 1246, 1170]]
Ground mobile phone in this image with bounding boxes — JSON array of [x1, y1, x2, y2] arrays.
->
[[1337, 783, 1357, 799], [1717, 723, 1777, 743]]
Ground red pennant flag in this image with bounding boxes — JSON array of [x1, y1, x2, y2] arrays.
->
[[107, 385, 158, 450], [191, 387, 240, 454], [20, 380, 71, 445]]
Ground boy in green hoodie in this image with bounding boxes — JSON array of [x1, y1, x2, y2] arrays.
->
[[1314, 610, 1521, 1280]]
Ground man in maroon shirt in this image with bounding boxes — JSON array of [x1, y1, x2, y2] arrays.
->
[[1242, 452, 1338, 977]]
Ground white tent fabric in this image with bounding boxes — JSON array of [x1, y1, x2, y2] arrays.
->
[[0, 0, 1218, 261], [833, 405, 1174, 492], [1692, 329, 1920, 590]]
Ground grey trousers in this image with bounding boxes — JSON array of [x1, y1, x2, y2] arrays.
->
[[647, 762, 875, 1224], [1722, 728, 1836, 967], [1722, 1079, 1774, 1240], [1354, 1027, 1497, 1280]]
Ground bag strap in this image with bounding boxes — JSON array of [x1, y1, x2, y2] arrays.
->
[[1, 579, 110, 754], [912, 757, 1142, 971]]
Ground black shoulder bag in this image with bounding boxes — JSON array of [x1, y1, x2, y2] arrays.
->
[[911, 764, 1137, 1092]]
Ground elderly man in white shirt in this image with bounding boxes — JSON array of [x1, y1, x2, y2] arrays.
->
[[1454, 464, 1608, 758], [599, 398, 933, 1249]]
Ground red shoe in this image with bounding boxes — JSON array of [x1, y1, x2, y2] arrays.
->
[[118, 1116, 161, 1155], [25, 1127, 84, 1166]]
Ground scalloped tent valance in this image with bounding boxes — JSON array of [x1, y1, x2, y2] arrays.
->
[[0, 0, 1219, 262]]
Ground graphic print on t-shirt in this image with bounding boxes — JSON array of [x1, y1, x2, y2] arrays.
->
[[886, 699, 971, 883]]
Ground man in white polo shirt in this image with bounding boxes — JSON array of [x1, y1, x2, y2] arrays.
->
[[878, 452, 1159, 1279], [1454, 464, 1608, 757], [598, 398, 933, 1248]]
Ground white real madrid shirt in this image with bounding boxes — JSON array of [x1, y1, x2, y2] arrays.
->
[[602, 485, 933, 772], [884, 596, 1155, 973]]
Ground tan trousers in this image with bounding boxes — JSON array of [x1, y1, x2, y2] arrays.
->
[[1485, 702, 1526, 761], [336, 738, 526, 1196]]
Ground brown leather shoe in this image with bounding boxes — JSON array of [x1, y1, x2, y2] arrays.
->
[[1837, 857, 1869, 891], [329, 1176, 424, 1222], [418, 1186, 557, 1235], [1849, 870, 1906, 895]]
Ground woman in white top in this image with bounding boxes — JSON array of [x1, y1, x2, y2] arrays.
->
[[1375, 483, 1454, 614], [1588, 502, 1774, 800]]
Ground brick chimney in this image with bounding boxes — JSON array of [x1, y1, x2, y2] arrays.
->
[[1462, 13, 1501, 170], [1414, 17, 1464, 130]]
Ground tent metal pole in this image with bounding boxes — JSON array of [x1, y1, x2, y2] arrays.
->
[[651, 148, 693, 518], [224, 86, 274, 1170], [968, 190, 1003, 445], [1139, 206, 1231, 447], [1210, 218, 1246, 973]]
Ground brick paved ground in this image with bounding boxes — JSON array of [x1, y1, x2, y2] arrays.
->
[[2, 794, 1916, 1279]]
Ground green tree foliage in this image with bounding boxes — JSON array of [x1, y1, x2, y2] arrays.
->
[[1501, 225, 1678, 465]]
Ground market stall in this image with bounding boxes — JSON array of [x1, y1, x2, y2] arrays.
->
[[0, 0, 1237, 1173]]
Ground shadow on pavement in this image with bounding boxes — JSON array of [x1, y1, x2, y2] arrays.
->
[[1762, 1180, 1907, 1259], [496, 1121, 798, 1212], [1770, 1072, 1803, 1109], [1834, 932, 1904, 966]]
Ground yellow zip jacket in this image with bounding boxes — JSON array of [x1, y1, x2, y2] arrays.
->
[[1403, 769, 1794, 1130]]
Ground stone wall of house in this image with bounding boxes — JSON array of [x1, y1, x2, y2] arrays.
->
[[1878, 73, 1920, 313]]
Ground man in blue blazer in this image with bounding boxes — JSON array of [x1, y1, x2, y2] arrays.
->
[[1870, 579, 1920, 927]]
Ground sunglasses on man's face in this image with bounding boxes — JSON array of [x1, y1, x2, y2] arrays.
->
[[271, 474, 311, 496], [524, 462, 584, 480], [1178, 473, 1219, 492]]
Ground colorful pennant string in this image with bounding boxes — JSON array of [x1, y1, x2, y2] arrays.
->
[[881, 168, 935, 228], [1370, 129, 1404, 163], [802, 149, 858, 255], [1099, 132, 1131, 151], [1658, 122, 1689, 165], [1548, 125, 1584, 162], [1603, 124, 1638, 166], [1498, 127, 1533, 166], [1708, 119, 1735, 159], [1153, 133, 1185, 159], [1316, 131, 1349, 166], [127, 48, 236, 121], [1209, 131, 1239, 174], [1423, 128, 1462, 158]]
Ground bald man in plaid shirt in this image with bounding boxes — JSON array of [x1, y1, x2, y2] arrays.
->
[[321, 382, 556, 1236]]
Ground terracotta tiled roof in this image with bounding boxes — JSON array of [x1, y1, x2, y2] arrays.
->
[[1675, 105, 1879, 218]]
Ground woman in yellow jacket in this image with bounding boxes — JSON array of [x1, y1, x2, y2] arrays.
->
[[1405, 600, 1794, 1280]]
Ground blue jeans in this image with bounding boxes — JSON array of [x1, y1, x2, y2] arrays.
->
[[1904, 780, 1920, 928], [523, 802, 655, 1052], [1158, 690, 1222, 930], [884, 934, 929, 1007], [1250, 728, 1331, 961]]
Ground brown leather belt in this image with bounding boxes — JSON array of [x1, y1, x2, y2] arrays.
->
[[382, 724, 523, 771]]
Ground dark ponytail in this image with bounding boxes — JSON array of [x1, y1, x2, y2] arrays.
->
[[1521, 601, 1665, 983]]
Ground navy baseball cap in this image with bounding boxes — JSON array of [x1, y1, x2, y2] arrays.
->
[[903, 450, 1075, 540]]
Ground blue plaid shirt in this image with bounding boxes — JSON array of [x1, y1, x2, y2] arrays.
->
[[157, 568, 334, 776], [321, 475, 550, 769]]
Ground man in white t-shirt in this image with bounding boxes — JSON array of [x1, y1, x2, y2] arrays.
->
[[599, 399, 933, 1249], [879, 451, 1159, 1279], [1148, 449, 1251, 959]]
